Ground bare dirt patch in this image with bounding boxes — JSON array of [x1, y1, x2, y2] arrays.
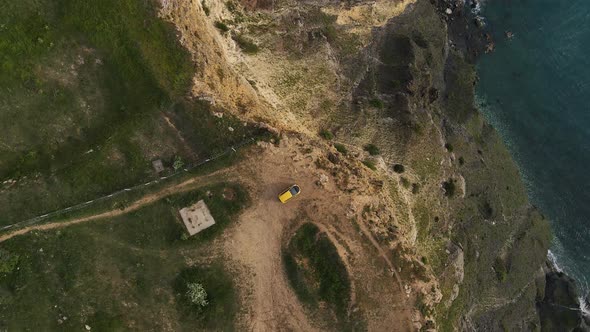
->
[[223, 136, 416, 331]]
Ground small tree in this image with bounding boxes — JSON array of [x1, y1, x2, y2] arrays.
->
[[173, 156, 184, 171], [186, 282, 209, 308]]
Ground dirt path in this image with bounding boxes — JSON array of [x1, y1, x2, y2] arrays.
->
[[0, 170, 228, 244]]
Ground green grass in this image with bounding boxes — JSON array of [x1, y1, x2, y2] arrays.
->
[[0, 0, 266, 227], [0, 182, 247, 330], [283, 223, 351, 325], [173, 264, 238, 330]]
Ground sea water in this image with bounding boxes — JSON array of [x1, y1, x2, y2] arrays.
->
[[475, 0, 590, 303]]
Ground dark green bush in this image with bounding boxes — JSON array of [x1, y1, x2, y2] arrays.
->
[[214, 21, 229, 32], [232, 34, 259, 54], [362, 159, 376, 170], [334, 143, 347, 155], [442, 179, 456, 197], [364, 144, 381, 156], [319, 129, 334, 140], [393, 164, 405, 173], [369, 98, 384, 109]]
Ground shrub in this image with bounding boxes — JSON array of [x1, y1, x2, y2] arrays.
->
[[369, 98, 384, 109], [202, 0, 210, 16], [173, 156, 185, 171], [232, 34, 259, 54], [444, 143, 453, 152], [400, 177, 411, 188], [319, 129, 333, 140], [214, 21, 229, 33], [442, 180, 456, 197], [333, 143, 347, 155], [186, 282, 209, 308], [0, 250, 18, 274], [493, 258, 508, 282], [458, 156, 465, 166], [364, 144, 380, 156], [362, 159, 376, 170], [393, 164, 405, 173]]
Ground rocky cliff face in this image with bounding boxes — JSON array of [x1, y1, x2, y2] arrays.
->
[[160, 0, 554, 329]]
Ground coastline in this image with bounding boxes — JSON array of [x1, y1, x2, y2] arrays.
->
[[447, 0, 590, 328]]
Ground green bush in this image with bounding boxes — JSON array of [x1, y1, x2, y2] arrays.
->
[[364, 144, 380, 156], [232, 34, 259, 54], [393, 164, 405, 173], [319, 129, 334, 140], [493, 258, 508, 282], [444, 143, 454, 152], [334, 143, 347, 155], [442, 179, 456, 197], [214, 21, 229, 33], [174, 264, 237, 329], [186, 282, 209, 308], [362, 159, 376, 170], [369, 98, 384, 109]]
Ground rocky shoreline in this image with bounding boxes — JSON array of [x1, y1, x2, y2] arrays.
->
[[435, 0, 590, 330], [537, 260, 590, 330]]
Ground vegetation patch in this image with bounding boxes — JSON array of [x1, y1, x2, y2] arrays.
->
[[0, 183, 247, 330], [362, 159, 377, 171], [0, 0, 265, 228], [363, 144, 381, 156], [369, 98, 385, 109], [393, 164, 405, 173], [319, 129, 334, 140], [333, 143, 348, 155], [173, 264, 238, 330], [232, 33, 259, 54], [283, 223, 351, 326], [442, 179, 456, 197], [214, 21, 230, 33]]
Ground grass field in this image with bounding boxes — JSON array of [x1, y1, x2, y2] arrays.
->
[[283, 222, 352, 329], [0, 182, 247, 330], [0, 0, 260, 227]]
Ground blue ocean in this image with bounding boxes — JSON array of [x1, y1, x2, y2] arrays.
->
[[476, 0, 590, 302]]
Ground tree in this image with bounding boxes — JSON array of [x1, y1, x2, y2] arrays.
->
[[186, 282, 208, 308]]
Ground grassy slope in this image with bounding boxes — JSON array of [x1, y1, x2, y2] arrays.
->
[[0, 183, 248, 331], [283, 222, 353, 329], [0, 0, 256, 226]]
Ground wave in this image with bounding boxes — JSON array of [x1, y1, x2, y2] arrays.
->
[[581, 296, 590, 317], [547, 250, 563, 272]]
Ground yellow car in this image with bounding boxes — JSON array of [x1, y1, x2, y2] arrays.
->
[[278, 184, 301, 203]]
